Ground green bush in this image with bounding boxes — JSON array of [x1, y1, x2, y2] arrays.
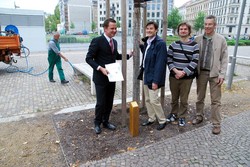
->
[[227, 40, 235, 46], [243, 40, 250, 46], [59, 36, 77, 43], [238, 41, 246, 46]]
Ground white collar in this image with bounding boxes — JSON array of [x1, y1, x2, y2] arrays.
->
[[147, 36, 156, 45], [104, 33, 112, 42]]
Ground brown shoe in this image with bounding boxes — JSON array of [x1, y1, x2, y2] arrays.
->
[[192, 116, 203, 125], [212, 126, 221, 135]]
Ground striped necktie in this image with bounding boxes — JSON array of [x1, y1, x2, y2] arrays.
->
[[109, 38, 114, 53]]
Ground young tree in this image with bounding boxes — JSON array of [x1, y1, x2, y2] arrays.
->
[[91, 22, 97, 32], [45, 5, 60, 33], [70, 22, 75, 29], [194, 11, 205, 34], [167, 8, 182, 34], [116, 19, 121, 29]]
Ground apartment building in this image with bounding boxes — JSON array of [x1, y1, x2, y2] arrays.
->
[[59, 0, 92, 33], [186, 0, 209, 25], [180, 0, 250, 37], [209, 0, 250, 37], [97, 0, 174, 35], [178, 1, 191, 21]]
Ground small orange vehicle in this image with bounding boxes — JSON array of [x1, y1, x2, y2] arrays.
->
[[0, 32, 21, 65]]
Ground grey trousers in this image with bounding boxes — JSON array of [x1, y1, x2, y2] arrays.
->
[[196, 71, 222, 127]]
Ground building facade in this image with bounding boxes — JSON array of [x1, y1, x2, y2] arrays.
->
[[59, 0, 92, 34], [179, 0, 250, 37], [186, 0, 209, 25], [209, 0, 250, 37], [97, 0, 174, 35], [0, 8, 47, 52]]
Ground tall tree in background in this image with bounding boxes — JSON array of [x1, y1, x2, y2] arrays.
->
[[45, 5, 60, 33], [194, 11, 205, 34], [70, 22, 75, 29], [167, 8, 182, 34], [116, 19, 121, 29], [91, 22, 97, 32]]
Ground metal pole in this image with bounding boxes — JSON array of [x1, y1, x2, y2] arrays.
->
[[121, 0, 127, 127], [227, 0, 246, 90]]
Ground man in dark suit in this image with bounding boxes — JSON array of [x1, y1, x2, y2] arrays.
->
[[86, 18, 133, 134]]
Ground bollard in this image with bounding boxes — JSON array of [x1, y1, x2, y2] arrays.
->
[[129, 101, 139, 137]]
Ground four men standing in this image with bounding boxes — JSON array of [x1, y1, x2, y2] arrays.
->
[[84, 14, 228, 135]]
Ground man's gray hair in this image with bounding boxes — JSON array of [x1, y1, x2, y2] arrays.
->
[[205, 15, 217, 25]]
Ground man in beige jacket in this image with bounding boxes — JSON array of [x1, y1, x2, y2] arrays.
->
[[192, 15, 228, 135]]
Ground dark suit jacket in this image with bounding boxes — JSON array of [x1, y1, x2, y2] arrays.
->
[[86, 34, 130, 85]]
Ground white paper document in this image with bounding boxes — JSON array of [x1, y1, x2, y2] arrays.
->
[[105, 63, 124, 82]]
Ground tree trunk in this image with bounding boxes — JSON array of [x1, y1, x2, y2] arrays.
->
[[132, 5, 141, 103], [106, 0, 110, 19], [161, 0, 168, 106], [121, 0, 127, 127]]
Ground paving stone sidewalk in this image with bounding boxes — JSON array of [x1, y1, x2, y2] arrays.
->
[[81, 110, 250, 167], [0, 49, 249, 122]]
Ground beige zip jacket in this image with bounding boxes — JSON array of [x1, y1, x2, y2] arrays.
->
[[195, 33, 228, 78]]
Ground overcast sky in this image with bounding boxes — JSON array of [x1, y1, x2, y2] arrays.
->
[[0, 0, 189, 14], [0, 0, 58, 14]]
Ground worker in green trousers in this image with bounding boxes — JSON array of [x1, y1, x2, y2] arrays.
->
[[48, 32, 69, 84]]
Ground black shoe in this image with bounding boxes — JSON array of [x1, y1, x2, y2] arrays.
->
[[94, 125, 101, 134], [141, 121, 154, 126], [50, 79, 56, 83], [103, 123, 116, 130], [156, 123, 166, 130], [61, 80, 69, 84]]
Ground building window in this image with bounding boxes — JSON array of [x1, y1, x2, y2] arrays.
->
[[152, 4, 155, 10], [129, 5, 132, 10], [147, 4, 150, 10], [157, 4, 160, 10], [100, 4, 102, 9], [229, 27, 232, 33], [157, 12, 160, 17], [247, 18, 250, 24], [230, 17, 233, 23]]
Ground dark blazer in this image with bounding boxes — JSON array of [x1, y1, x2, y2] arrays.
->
[[86, 35, 130, 85], [140, 35, 168, 87]]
